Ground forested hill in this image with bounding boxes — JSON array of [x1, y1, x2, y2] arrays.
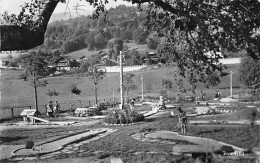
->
[[42, 5, 149, 54]]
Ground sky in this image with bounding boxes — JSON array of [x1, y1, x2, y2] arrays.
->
[[0, 0, 133, 14]]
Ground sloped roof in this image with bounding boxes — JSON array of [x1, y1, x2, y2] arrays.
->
[[20, 109, 40, 116]]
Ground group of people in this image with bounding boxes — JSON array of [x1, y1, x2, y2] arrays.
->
[[46, 101, 60, 117]]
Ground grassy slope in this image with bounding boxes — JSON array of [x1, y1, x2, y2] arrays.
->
[[0, 64, 241, 117], [63, 42, 156, 59]]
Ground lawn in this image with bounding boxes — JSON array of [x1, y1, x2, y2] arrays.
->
[[0, 63, 242, 119], [0, 112, 259, 163]]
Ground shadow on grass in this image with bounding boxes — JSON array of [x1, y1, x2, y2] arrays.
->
[[0, 136, 27, 144], [196, 128, 223, 135], [0, 159, 20, 163]]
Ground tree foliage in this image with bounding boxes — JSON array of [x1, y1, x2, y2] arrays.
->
[[122, 73, 137, 102], [86, 66, 106, 104], [83, 0, 260, 84], [20, 50, 49, 111], [21, 50, 49, 87], [3, 0, 260, 85], [240, 56, 260, 89], [204, 72, 220, 89], [68, 83, 81, 96]]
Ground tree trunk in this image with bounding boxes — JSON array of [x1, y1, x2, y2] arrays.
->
[[126, 90, 129, 104], [34, 86, 38, 111], [0, 0, 60, 51], [94, 83, 98, 104]]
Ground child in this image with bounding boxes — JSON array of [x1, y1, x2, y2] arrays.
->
[[46, 101, 53, 117], [177, 107, 187, 135]]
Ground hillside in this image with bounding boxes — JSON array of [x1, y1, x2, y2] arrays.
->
[[42, 5, 145, 53], [49, 11, 92, 23], [64, 42, 156, 59]]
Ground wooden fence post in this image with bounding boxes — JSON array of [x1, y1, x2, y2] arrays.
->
[[45, 105, 47, 114], [11, 108, 14, 118]]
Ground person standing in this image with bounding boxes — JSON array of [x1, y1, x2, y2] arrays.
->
[[46, 101, 53, 117], [53, 101, 60, 117], [201, 90, 206, 101], [217, 90, 221, 100], [129, 98, 135, 111], [177, 107, 187, 135]]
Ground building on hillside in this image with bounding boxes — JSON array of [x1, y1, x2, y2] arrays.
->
[[53, 57, 80, 71], [0, 57, 10, 68], [104, 58, 120, 66], [143, 52, 160, 64]]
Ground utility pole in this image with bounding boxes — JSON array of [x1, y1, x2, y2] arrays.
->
[[141, 75, 144, 101], [230, 70, 234, 98], [119, 47, 138, 109], [119, 51, 124, 109], [113, 91, 115, 105]]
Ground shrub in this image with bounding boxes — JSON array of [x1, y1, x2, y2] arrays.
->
[[104, 108, 145, 124], [19, 73, 27, 81]]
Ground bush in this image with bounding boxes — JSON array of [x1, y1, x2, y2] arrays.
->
[[19, 73, 27, 81], [104, 108, 145, 124]]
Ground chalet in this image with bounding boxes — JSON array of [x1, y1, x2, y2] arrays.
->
[[52, 57, 80, 71], [0, 57, 10, 68], [143, 52, 160, 64]]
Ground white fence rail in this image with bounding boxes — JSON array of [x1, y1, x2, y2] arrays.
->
[[105, 64, 147, 73], [219, 58, 241, 65]]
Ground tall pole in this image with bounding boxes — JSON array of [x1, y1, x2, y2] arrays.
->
[[230, 70, 234, 98], [113, 91, 115, 103], [141, 75, 144, 101], [120, 51, 124, 109]]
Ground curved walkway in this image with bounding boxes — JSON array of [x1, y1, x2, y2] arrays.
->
[[131, 130, 257, 161], [11, 128, 116, 160]]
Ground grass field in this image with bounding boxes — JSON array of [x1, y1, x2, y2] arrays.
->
[[63, 42, 155, 59], [0, 63, 242, 119]]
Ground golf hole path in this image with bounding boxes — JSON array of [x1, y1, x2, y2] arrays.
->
[[11, 128, 117, 160], [131, 130, 258, 161]]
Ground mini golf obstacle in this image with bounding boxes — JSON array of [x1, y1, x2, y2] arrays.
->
[[74, 107, 100, 117], [132, 130, 254, 162], [11, 128, 116, 159], [20, 109, 48, 124]]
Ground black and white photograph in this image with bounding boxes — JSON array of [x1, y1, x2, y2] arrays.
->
[[0, 0, 260, 163]]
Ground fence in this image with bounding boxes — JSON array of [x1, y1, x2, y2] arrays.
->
[[0, 98, 118, 120], [105, 64, 147, 73]]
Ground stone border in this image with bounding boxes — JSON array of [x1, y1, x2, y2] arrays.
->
[[10, 129, 106, 158], [102, 121, 145, 126]]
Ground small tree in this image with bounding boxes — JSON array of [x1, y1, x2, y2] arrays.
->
[[146, 82, 153, 93], [45, 89, 59, 101], [21, 51, 48, 111], [123, 73, 137, 103], [86, 66, 105, 104], [68, 83, 81, 111], [204, 72, 220, 89], [68, 83, 81, 99]]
